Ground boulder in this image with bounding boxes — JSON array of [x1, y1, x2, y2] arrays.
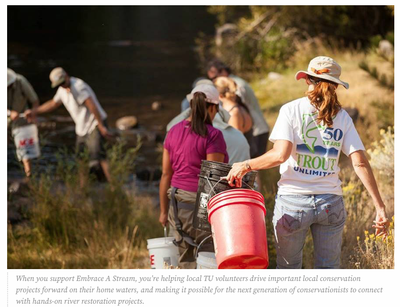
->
[[378, 40, 394, 60], [151, 101, 162, 111], [267, 72, 283, 81], [116, 116, 138, 130]]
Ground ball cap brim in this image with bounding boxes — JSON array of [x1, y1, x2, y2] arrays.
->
[[49, 67, 67, 88], [186, 84, 220, 105]]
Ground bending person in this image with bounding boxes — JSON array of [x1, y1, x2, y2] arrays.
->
[[26, 67, 112, 184], [225, 56, 389, 269], [159, 84, 228, 269]]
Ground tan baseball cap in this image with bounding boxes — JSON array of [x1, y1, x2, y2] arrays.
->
[[7, 68, 17, 86], [295, 56, 349, 89], [49, 67, 67, 88], [186, 84, 220, 105]]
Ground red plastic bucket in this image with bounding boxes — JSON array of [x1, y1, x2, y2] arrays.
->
[[208, 189, 269, 269]]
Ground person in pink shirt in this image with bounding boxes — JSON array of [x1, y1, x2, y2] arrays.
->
[[159, 84, 228, 269]]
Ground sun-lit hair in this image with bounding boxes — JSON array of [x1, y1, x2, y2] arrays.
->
[[307, 77, 342, 127], [214, 77, 237, 99], [214, 76, 250, 113]]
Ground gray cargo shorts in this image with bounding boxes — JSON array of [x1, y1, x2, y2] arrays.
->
[[76, 121, 108, 163]]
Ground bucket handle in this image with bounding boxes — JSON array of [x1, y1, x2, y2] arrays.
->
[[241, 180, 255, 190], [204, 175, 255, 204], [164, 226, 167, 244], [204, 176, 224, 198], [195, 234, 213, 259], [218, 176, 255, 191]]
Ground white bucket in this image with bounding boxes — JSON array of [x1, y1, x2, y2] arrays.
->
[[12, 124, 40, 161], [147, 237, 179, 269], [196, 252, 218, 269]]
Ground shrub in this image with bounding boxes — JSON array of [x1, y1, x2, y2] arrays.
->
[[198, 6, 394, 74], [367, 127, 394, 184], [352, 217, 394, 269]]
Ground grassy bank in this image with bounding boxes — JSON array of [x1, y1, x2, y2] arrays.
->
[[8, 43, 393, 269], [8, 141, 161, 269]]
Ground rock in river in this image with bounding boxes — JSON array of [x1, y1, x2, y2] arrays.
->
[[116, 116, 138, 130]]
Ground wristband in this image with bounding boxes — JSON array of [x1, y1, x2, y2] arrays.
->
[[245, 160, 252, 171]]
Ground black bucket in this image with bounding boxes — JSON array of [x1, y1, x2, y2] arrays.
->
[[193, 160, 257, 233]]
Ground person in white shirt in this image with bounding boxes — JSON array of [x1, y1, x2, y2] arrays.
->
[[26, 67, 112, 183], [225, 56, 389, 269]]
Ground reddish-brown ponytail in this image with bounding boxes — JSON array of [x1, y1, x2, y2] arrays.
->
[[307, 78, 342, 127]]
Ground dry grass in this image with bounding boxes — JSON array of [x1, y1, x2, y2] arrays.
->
[[7, 142, 158, 269], [7, 42, 393, 270], [352, 218, 394, 269], [253, 39, 394, 145]]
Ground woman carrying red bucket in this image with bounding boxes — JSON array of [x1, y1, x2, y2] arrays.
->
[[159, 84, 228, 269], [225, 56, 389, 269]]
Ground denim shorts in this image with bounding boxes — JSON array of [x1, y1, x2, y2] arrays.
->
[[272, 194, 346, 269]]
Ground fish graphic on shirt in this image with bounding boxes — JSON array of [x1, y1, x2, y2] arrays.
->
[[301, 112, 325, 153]]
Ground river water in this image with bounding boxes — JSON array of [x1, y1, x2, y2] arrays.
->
[[8, 6, 216, 182]]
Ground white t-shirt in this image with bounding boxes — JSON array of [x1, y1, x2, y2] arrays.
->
[[269, 97, 365, 195], [53, 77, 107, 136]]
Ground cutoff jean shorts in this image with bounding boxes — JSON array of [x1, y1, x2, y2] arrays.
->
[[272, 194, 346, 269]]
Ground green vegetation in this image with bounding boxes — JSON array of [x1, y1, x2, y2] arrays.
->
[[197, 6, 394, 74], [8, 6, 394, 269], [8, 140, 160, 269]]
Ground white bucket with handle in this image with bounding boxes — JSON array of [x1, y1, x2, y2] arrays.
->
[[196, 252, 218, 269], [12, 124, 40, 161], [147, 227, 179, 269], [195, 234, 217, 269]]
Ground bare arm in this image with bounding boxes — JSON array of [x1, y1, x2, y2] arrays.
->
[[206, 152, 225, 162], [30, 99, 39, 110], [350, 150, 389, 236], [36, 99, 62, 114], [159, 148, 173, 226], [225, 140, 293, 187], [25, 99, 61, 123], [84, 97, 112, 138]]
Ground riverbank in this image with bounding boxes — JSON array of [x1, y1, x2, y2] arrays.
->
[[7, 45, 394, 269], [8, 142, 160, 269]]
